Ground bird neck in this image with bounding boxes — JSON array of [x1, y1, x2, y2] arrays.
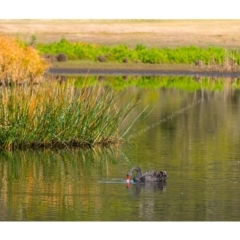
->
[[129, 166, 142, 179]]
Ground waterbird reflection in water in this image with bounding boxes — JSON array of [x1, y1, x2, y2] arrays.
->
[[126, 181, 167, 196]]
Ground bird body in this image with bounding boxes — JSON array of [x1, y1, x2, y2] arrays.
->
[[127, 166, 167, 182]]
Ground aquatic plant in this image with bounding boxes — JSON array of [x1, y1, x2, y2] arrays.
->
[[0, 79, 138, 150], [0, 35, 49, 84]]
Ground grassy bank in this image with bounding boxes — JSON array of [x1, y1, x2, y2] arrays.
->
[[3, 20, 240, 71], [37, 38, 240, 70]]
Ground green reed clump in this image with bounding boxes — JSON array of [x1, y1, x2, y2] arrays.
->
[[0, 80, 138, 150]]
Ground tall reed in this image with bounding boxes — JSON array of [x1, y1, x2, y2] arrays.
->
[[0, 80, 138, 150]]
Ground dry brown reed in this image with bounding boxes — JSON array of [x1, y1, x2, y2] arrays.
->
[[194, 52, 239, 72]]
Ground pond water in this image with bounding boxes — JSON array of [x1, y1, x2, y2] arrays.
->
[[1, 76, 240, 221]]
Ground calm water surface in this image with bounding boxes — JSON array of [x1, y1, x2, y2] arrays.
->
[[1, 77, 240, 221]]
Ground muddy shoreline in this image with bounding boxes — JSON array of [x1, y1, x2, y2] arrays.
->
[[48, 67, 240, 77]]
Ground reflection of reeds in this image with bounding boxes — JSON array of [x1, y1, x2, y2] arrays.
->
[[0, 35, 49, 84], [0, 147, 123, 220], [0, 80, 138, 150]]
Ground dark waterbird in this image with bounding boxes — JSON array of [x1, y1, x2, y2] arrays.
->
[[126, 166, 168, 183]]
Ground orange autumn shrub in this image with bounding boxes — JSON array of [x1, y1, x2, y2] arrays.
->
[[0, 35, 49, 83]]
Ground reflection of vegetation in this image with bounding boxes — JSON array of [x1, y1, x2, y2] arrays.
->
[[126, 87, 240, 160], [0, 80, 138, 150], [73, 75, 240, 91], [0, 147, 124, 220], [0, 147, 120, 181]]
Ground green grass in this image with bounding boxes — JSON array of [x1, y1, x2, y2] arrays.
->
[[37, 38, 240, 65], [0, 79, 138, 150]]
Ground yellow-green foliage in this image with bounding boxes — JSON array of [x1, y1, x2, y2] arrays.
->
[[0, 35, 49, 83]]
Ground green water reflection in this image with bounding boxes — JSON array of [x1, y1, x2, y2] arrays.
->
[[1, 76, 240, 221]]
